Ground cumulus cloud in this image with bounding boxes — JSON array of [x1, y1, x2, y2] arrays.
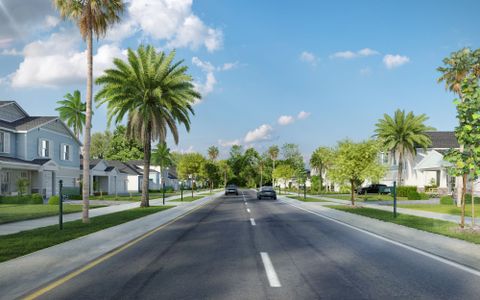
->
[[278, 115, 295, 125], [297, 111, 311, 120], [330, 48, 379, 59], [191, 56, 238, 99], [9, 31, 127, 88], [300, 51, 318, 65], [383, 54, 410, 69], [219, 62, 239, 71], [218, 139, 241, 147], [244, 124, 273, 143], [43, 15, 60, 29]]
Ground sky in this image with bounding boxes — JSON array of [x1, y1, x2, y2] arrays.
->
[[0, 0, 479, 161]]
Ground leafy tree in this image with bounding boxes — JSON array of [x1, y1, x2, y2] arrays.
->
[[217, 160, 232, 187], [152, 142, 174, 188], [310, 147, 334, 192], [374, 109, 434, 185], [329, 140, 386, 205], [282, 143, 304, 170], [240, 148, 261, 188], [96, 46, 199, 207], [90, 131, 112, 159], [55, 90, 86, 139], [177, 153, 206, 196], [207, 146, 219, 161], [201, 161, 220, 192], [16, 178, 29, 196], [272, 164, 295, 191], [268, 145, 279, 186], [54, 0, 124, 223], [105, 126, 143, 162]]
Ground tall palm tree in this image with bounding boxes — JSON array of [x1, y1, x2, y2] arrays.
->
[[55, 90, 86, 139], [268, 145, 279, 187], [152, 142, 174, 189], [53, 0, 124, 223], [95, 45, 200, 207], [310, 147, 333, 192], [207, 146, 219, 161], [375, 109, 434, 185]]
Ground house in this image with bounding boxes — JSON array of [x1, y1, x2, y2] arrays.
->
[[127, 160, 179, 191], [0, 101, 81, 199]]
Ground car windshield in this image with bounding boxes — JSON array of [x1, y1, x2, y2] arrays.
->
[[227, 185, 236, 188], [261, 187, 273, 191]]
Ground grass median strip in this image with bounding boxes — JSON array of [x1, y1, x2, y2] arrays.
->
[[0, 204, 105, 224], [397, 204, 480, 217], [175, 195, 208, 202], [0, 206, 172, 263], [288, 196, 331, 202], [328, 205, 480, 245]]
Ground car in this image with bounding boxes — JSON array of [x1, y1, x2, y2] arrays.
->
[[225, 184, 239, 195], [257, 186, 277, 200], [357, 184, 391, 195]]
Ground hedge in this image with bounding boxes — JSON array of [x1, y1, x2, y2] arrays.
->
[[396, 186, 417, 197], [48, 195, 60, 205], [407, 190, 421, 200], [0, 193, 43, 204], [440, 195, 453, 205]]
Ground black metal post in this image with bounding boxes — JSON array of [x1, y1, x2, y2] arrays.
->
[[59, 180, 63, 230], [393, 181, 397, 218], [304, 183, 306, 200], [162, 181, 166, 206], [181, 182, 183, 201]]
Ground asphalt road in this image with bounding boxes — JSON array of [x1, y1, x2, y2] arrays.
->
[[34, 189, 480, 300]]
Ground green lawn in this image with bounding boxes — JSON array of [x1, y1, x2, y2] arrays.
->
[[0, 204, 105, 224], [398, 204, 480, 217], [328, 205, 480, 244], [322, 194, 408, 202], [288, 196, 331, 202], [175, 194, 212, 202], [0, 206, 172, 263], [87, 192, 179, 201]]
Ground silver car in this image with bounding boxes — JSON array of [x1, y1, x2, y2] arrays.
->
[[257, 186, 277, 200]]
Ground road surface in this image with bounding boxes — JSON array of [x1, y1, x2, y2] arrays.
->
[[32, 189, 480, 299]]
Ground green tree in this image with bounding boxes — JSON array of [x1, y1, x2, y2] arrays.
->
[[329, 140, 386, 205], [152, 142, 174, 188], [16, 178, 29, 196], [177, 153, 206, 196], [217, 160, 232, 187], [96, 46, 199, 207], [105, 126, 143, 162], [201, 161, 220, 192], [272, 164, 295, 192], [207, 146, 220, 161], [55, 90, 86, 139], [374, 109, 434, 185], [90, 130, 112, 159], [310, 147, 334, 192], [268, 145, 279, 186], [54, 0, 124, 223]]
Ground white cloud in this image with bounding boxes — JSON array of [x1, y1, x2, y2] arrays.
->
[[43, 15, 60, 29], [9, 31, 127, 88], [219, 62, 239, 71], [191, 57, 238, 99], [278, 115, 295, 125], [0, 38, 13, 49], [297, 111, 311, 120], [383, 54, 410, 69], [330, 48, 380, 59], [244, 124, 273, 143], [127, 0, 222, 52], [300, 51, 318, 65], [218, 139, 241, 147], [0, 48, 21, 56], [192, 56, 215, 73]]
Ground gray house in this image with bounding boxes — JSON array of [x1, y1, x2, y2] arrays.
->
[[0, 101, 81, 199]]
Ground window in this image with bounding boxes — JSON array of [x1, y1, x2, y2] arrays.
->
[[0, 132, 10, 153], [61, 144, 71, 161], [39, 139, 50, 157]]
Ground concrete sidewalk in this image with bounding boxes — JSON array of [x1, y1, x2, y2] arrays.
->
[[0, 190, 216, 236], [298, 193, 480, 225], [279, 195, 480, 272], [0, 192, 221, 300]]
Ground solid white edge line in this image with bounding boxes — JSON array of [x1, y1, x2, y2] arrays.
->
[[250, 218, 256, 226], [260, 252, 281, 287], [279, 199, 480, 278], [247, 208, 251, 213]]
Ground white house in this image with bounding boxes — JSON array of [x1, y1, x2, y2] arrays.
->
[[84, 159, 142, 195], [127, 160, 179, 191]]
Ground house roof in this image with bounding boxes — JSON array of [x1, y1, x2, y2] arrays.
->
[[0, 101, 15, 107], [414, 150, 452, 170], [424, 131, 459, 149], [0, 116, 58, 131], [105, 160, 142, 175], [0, 156, 50, 166]]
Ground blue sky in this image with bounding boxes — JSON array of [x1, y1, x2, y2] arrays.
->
[[1, 0, 479, 160]]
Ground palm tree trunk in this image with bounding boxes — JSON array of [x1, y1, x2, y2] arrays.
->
[[82, 2, 93, 223], [397, 150, 404, 186], [350, 179, 355, 206], [319, 166, 324, 193], [141, 129, 151, 207]]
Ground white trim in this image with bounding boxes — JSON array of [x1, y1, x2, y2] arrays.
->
[[38, 138, 52, 158], [60, 143, 72, 161]]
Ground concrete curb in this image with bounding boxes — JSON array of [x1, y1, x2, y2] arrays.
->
[[280, 196, 480, 272], [0, 192, 221, 300]]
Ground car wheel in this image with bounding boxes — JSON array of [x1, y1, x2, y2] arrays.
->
[[273, 196, 277, 200], [257, 196, 261, 200]]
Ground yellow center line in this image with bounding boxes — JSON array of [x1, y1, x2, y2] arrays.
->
[[23, 199, 214, 300]]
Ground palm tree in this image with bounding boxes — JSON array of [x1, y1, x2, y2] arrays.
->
[[55, 90, 86, 139], [152, 142, 174, 190], [310, 147, 333, 192], [95, 45, 200, 207], [207, 146, 219, 161], [53, 0, 124, 223], [268, 145, 279, 187], [374, 109, 434, 185]]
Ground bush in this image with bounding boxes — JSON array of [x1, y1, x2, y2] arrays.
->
[[48, 195, 60, 205], [396, 186, 417, 197], [0, 194, 43, 204], [440, 195, 454, 205], [31, 193, 44, 204], [465, 194, 480, 204], [407, 190, 421, 200], [418, 192, 430, 200], [68, 194, 82, 200]]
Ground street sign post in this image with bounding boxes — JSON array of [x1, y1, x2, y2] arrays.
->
[[59, 180, 63, 230], [393, 181, 397, 218]]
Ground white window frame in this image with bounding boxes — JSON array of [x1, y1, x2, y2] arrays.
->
[[0, 132, 10, 153], [39, 139, 51, 158], [60, 143, 72, 161]]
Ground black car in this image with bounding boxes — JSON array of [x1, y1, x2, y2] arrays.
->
[[257, 186, 277, 200], [225, 184, 239, 195], [357, 184, 391, 195]]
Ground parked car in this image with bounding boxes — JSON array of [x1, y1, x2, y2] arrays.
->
[[257, 186, 277, 200], [357, 184, 391, 195], [225, 184, 239, 195]]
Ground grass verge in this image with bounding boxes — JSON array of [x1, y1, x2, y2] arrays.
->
[[323, 194, 408, 202], [328, 205, 480, 244], [0, 204, 105, 224], [288, 196, 331, 202], [0, 206, 172, 263], [174, 195, 208, 202], [397, 204, 480, 218]]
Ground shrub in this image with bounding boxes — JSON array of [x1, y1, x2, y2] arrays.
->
[[440, 195, 453, 205], [464, 194, 480, 204], [0, 194, 43, 204], [68, 194, 82, 200], [418, 192, 430, 200], [48, 195, 60, 205], [396, 186, 417, 197], [407, 190, 421, 200], [31, 193, 44, 204]]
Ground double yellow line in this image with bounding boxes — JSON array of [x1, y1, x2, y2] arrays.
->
[[24, 199, 213, 300]]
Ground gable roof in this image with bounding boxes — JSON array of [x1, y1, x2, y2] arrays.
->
[[0, 156, 50, 166], [0, 101, 15, 107], [425, 131, 459, 149], [0, 116, 58, 131]]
